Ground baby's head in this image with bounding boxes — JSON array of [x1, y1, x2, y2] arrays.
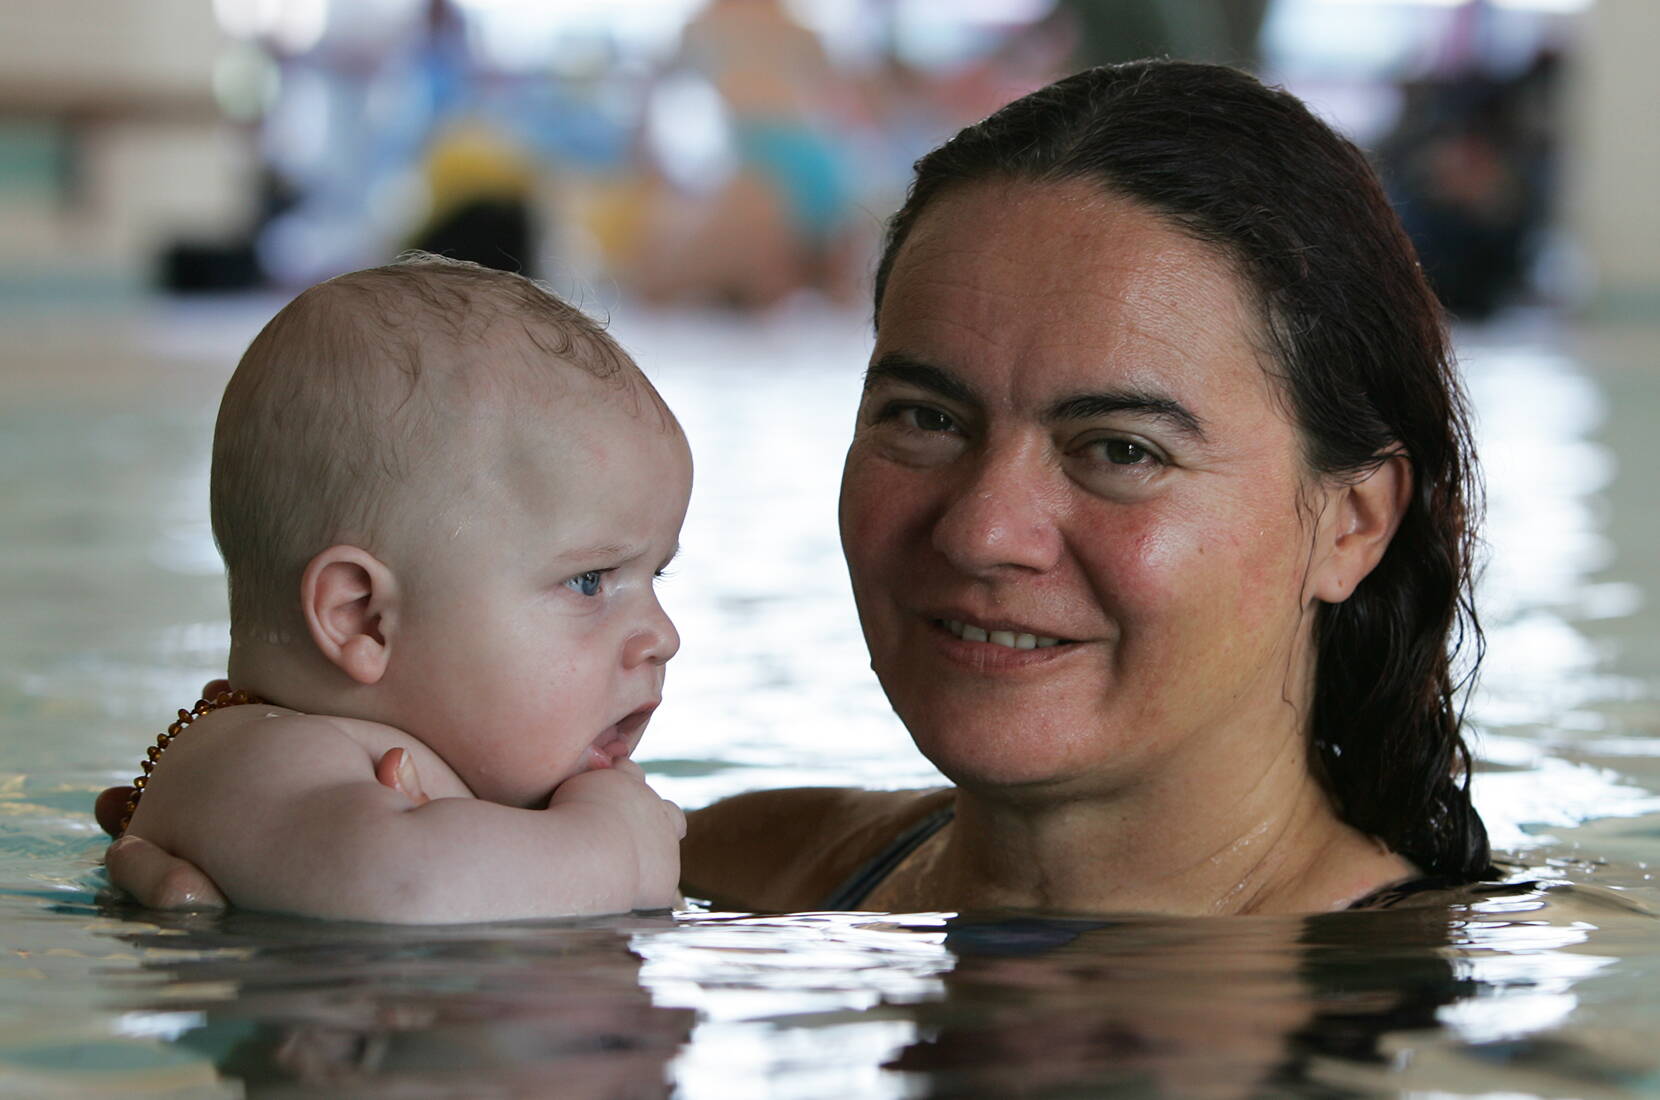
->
[[214, 254, 691, 806]]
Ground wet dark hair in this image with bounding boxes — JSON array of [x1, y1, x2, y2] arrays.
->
[[874, 61, 1491, 881]]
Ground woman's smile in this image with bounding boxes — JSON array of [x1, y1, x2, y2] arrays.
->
[[927, 615, 1083, 671], [938, 619, 1066, 649]]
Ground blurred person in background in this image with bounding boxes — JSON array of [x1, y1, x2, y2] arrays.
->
[[406, 121, 541, 276], [401, 0, 542, 277], [1377, 50, 1562, 319], [1054, 0, 1271, 68], [624, 0, 860, 309]]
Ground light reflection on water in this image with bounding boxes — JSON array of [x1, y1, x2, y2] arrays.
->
[[1459, 327, 1660, 860], [1, 302, 1658, 1096], [17, 883, 1651, 1098]]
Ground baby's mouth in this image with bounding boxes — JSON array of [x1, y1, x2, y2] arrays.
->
[[585, 702, 659, 769]]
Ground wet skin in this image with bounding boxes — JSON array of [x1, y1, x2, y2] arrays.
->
[[840, 179, 1339, 804]]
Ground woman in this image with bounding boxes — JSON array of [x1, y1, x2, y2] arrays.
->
[[103, 60, 1491, 915]]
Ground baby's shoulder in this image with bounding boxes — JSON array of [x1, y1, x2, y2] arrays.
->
[[197, 707, 469, 799], [147, 704, 375, 776], [304, 713, 471, 800]]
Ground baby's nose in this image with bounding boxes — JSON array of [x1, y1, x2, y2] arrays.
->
[[622, 600, 679, 668]]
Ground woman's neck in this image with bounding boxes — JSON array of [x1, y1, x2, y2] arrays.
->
[[891, 729, 1415, 916]]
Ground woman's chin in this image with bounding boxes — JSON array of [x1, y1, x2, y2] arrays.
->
[[911, 726, 1108, 795]]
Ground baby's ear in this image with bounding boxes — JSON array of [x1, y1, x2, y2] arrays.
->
[[300, 546, 398, 685]]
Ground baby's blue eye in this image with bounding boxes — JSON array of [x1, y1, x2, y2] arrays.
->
[[565, 571, 605, 597]]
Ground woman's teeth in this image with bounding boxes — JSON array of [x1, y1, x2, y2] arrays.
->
[[942, 619, 1062, 649]]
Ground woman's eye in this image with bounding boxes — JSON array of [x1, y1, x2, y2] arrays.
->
[[905, 406, 955, 433], [876, 402, 956, 433], [862, 398, 970, 467], [565, 570, 605, 597], [1099, 438, 1157, 466]]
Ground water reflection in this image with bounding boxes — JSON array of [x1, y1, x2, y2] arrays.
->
[[99, 911, 693, 1096], [77, 879, 1660, 1098], [877, 908, 1477, 1097]]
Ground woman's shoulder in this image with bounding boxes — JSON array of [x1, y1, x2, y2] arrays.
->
[[682, 786, 954, 911]]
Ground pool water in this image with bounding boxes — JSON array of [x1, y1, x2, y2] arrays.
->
[[2, 300, 1657, 1097]]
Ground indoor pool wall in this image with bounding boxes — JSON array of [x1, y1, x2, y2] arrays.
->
[[2, 300, 1658, 1097]]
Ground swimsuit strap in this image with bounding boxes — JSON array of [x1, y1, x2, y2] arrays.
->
[[820, 806, 955, 910], [821, 810, 1469, 913], [1345, 875, 1461, 910]]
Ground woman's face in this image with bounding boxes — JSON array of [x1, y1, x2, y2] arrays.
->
[[839, 180, 1339, 797]]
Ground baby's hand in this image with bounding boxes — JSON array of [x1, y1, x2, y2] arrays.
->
[[373, 748, 430, 806], [550, 760, 685, 909]]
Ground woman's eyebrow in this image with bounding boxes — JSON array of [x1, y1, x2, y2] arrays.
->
[[1045, 391, 1207, 440], [865, 354, 1205, 440], [863, 354, 980, 406]]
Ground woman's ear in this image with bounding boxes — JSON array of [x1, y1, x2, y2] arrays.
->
[[1306, 452, 1412, 604], [300, 546, 399, 685]]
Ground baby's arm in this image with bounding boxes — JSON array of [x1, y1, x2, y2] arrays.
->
[[127, 715, 683, 923]]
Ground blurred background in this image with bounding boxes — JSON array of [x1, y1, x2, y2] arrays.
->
[[0, 0, 1650, 320]]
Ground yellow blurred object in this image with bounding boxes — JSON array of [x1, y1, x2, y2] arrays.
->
[[422, 123, 535, 222], [579, 175, 660, 267]]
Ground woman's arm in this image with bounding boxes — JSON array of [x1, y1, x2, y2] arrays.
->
[[681, 786, 952, 911]]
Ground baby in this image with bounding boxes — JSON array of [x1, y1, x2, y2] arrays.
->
[[114, 255, 690, 923]]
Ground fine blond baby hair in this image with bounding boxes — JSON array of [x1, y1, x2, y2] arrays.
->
[[211, 253, 641, 639]]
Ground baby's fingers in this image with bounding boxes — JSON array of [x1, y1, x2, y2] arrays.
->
[[663, 797, 687, 840], [374, 748, 431, 806], [105, 835, 227, 910]]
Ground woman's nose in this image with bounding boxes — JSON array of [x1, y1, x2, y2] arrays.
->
[[622, 596, 680, 669], [930, 446, 1063, 576]]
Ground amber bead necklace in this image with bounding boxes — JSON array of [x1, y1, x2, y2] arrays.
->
[[118, 689, 263, 834]]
